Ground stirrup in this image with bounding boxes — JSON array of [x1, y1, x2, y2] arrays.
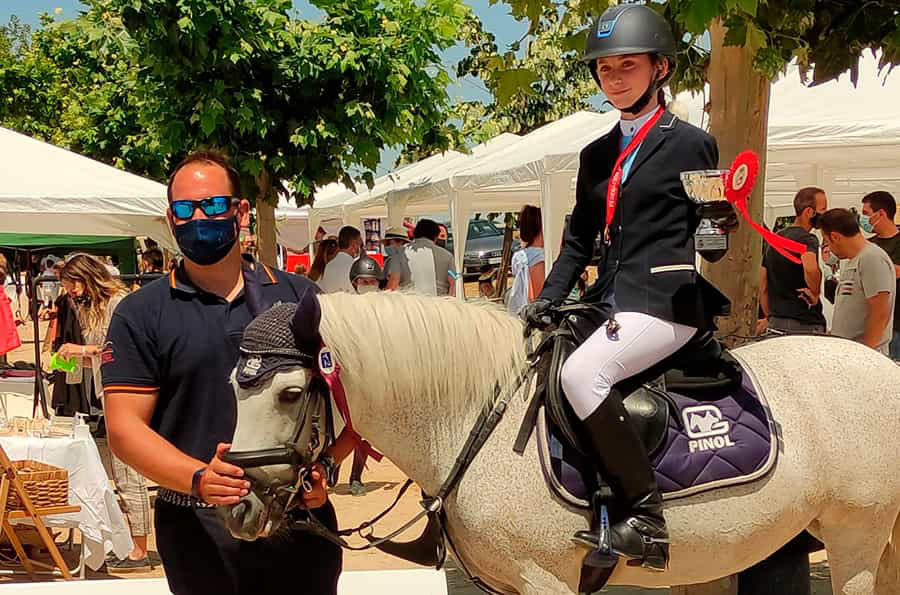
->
[[572, 490, 670, 572]]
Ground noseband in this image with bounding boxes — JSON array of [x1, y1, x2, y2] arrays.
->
[[222, 372, 332, 514]]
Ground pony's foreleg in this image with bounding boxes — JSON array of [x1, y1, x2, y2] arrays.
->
[[822, 510, 897, 595], [875, 512, 900, 595]]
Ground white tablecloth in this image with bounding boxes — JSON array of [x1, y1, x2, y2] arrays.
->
[[0, 434, 134, 570]]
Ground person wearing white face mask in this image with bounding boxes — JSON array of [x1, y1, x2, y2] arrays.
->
[[860, 191, 900, 358], [349, 253, 383, 295]]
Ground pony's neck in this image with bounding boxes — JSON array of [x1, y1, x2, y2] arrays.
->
[[340, 375, 480, 495]]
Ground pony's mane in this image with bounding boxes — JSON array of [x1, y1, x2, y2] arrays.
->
[[317, 292, 528, 419]]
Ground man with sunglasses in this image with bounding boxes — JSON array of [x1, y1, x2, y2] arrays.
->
[[101, 150, 341, 594]]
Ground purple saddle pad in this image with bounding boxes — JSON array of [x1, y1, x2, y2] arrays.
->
[[538, 369, 777, 505]]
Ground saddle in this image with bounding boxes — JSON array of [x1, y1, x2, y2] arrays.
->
[[515, 304, 743, 463]]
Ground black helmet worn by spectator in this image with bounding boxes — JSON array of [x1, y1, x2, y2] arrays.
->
[[583, 4, 676, 115], [349, 253, 383, 284]]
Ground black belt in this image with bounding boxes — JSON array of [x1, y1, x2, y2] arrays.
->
[[157, 487, 215, 509]]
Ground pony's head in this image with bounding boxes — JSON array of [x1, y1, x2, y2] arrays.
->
[[219, 289, 528, 540], [217, 293, 328, 541]]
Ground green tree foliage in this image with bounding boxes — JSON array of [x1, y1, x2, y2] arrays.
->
[[0, 12, 168, 178], [0, 0, 468, 206], [451, 5, 597, 143]]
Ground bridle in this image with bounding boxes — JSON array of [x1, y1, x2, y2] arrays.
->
[[222, 371, 332, 516]]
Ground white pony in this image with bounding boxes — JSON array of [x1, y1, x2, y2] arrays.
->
[[224, 292, 900, 595]]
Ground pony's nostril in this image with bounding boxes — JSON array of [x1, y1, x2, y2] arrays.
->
[[230, 500, 248, 522]]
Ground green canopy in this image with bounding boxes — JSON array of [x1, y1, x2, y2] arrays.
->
[[0, 234, 138, 274]]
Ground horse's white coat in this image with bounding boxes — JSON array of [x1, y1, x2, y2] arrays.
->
[[229, 292, 900, 595]]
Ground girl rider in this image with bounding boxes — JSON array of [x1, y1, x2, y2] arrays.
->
[[521, 4, 734, 571]]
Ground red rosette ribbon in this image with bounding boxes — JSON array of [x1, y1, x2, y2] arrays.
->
[[723, 151, 806, 264]]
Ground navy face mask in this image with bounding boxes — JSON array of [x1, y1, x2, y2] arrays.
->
[[173, 216, 238, 266]]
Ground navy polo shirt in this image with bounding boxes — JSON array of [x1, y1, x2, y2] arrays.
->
[[101, 257, 319, 463]]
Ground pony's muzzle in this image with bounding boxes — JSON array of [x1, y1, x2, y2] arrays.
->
[[219, 492, 273, 541]]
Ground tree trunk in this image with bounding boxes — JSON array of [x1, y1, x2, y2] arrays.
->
[[702, 20, 772, 347], [495, 213, 516, 298], [255, 172, 277, 267]]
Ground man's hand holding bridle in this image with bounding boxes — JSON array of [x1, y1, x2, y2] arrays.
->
[[299, 464, 329, 509], [198, 443, 251, 506]]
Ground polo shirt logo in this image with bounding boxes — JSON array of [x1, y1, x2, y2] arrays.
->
[[319, 348, 335, 375], [242, 356, 262, 377], [101, 342, 115, 365]]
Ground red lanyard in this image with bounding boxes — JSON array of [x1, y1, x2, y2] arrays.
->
[[604, 107, 664, 242]]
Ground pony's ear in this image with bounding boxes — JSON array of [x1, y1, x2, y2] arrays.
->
[[291, 288, 322, 353]]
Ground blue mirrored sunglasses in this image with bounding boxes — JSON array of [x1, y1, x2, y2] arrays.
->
[[171, 196, 237, 220]]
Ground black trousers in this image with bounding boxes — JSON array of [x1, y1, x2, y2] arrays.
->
[[155, 500, 342, 595]]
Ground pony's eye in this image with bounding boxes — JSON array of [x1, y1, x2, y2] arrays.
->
[[278, 387, 305, 404]]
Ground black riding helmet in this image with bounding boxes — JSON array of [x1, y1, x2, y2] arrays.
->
[[349, 253, 383, 284], [583, 4, 676, 115]]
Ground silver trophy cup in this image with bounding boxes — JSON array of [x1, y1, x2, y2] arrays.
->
[[681, 169, 731, 253]]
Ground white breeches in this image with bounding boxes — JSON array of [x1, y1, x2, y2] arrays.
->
[[560, 311, 697, 420]]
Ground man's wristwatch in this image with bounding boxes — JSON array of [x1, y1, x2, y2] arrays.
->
[[190, 466, 207, 499], [317, 454, 339, 488]]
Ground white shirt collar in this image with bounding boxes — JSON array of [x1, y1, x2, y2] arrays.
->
[[619, 109, 658, 137]]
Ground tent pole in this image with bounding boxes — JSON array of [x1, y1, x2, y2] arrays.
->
[[27, 251, 50, 418]]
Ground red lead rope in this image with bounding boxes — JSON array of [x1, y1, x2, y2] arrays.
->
[[604, 106, 665, 242], [318, 348, 383, 462]]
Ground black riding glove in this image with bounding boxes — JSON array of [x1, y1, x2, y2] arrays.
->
[[520, 298, 555, 334]]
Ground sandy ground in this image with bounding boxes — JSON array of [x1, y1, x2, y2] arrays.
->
[[1, 308, 833, 593]]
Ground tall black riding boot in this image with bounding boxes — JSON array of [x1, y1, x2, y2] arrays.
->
[[572, 389, 669, 571]]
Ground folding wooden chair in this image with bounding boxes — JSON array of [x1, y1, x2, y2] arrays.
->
[[0, 445, 80, 579]]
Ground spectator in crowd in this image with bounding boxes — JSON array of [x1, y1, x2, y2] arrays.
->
[[381, 227, 411, 291], [308, 237, 338, 283], [405, 219, 456, 296], [56, 253, 153, 571], [37, 256, 62, 321], [860, 191, 900, 358], [107, 255, 121, 277], [318, 226, 362, 293], [142, 248, 165, 274], [41, 261, 66, 351], [293, 263, 308, 276], [507, 205, 545, 315], [102, 150, 340, 594], [345, 253, 384, 495], [436, 223, 449, 249], [0, 254, 21, 358], [758, 187, 828, 335], [349, 253, 383, 295], [821, 208, 895, 354]]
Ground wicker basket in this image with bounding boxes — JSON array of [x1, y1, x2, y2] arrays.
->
[[4, 460, 69, 511]]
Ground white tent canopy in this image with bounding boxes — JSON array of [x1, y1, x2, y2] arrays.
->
[[0, 127, 175, 250]]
